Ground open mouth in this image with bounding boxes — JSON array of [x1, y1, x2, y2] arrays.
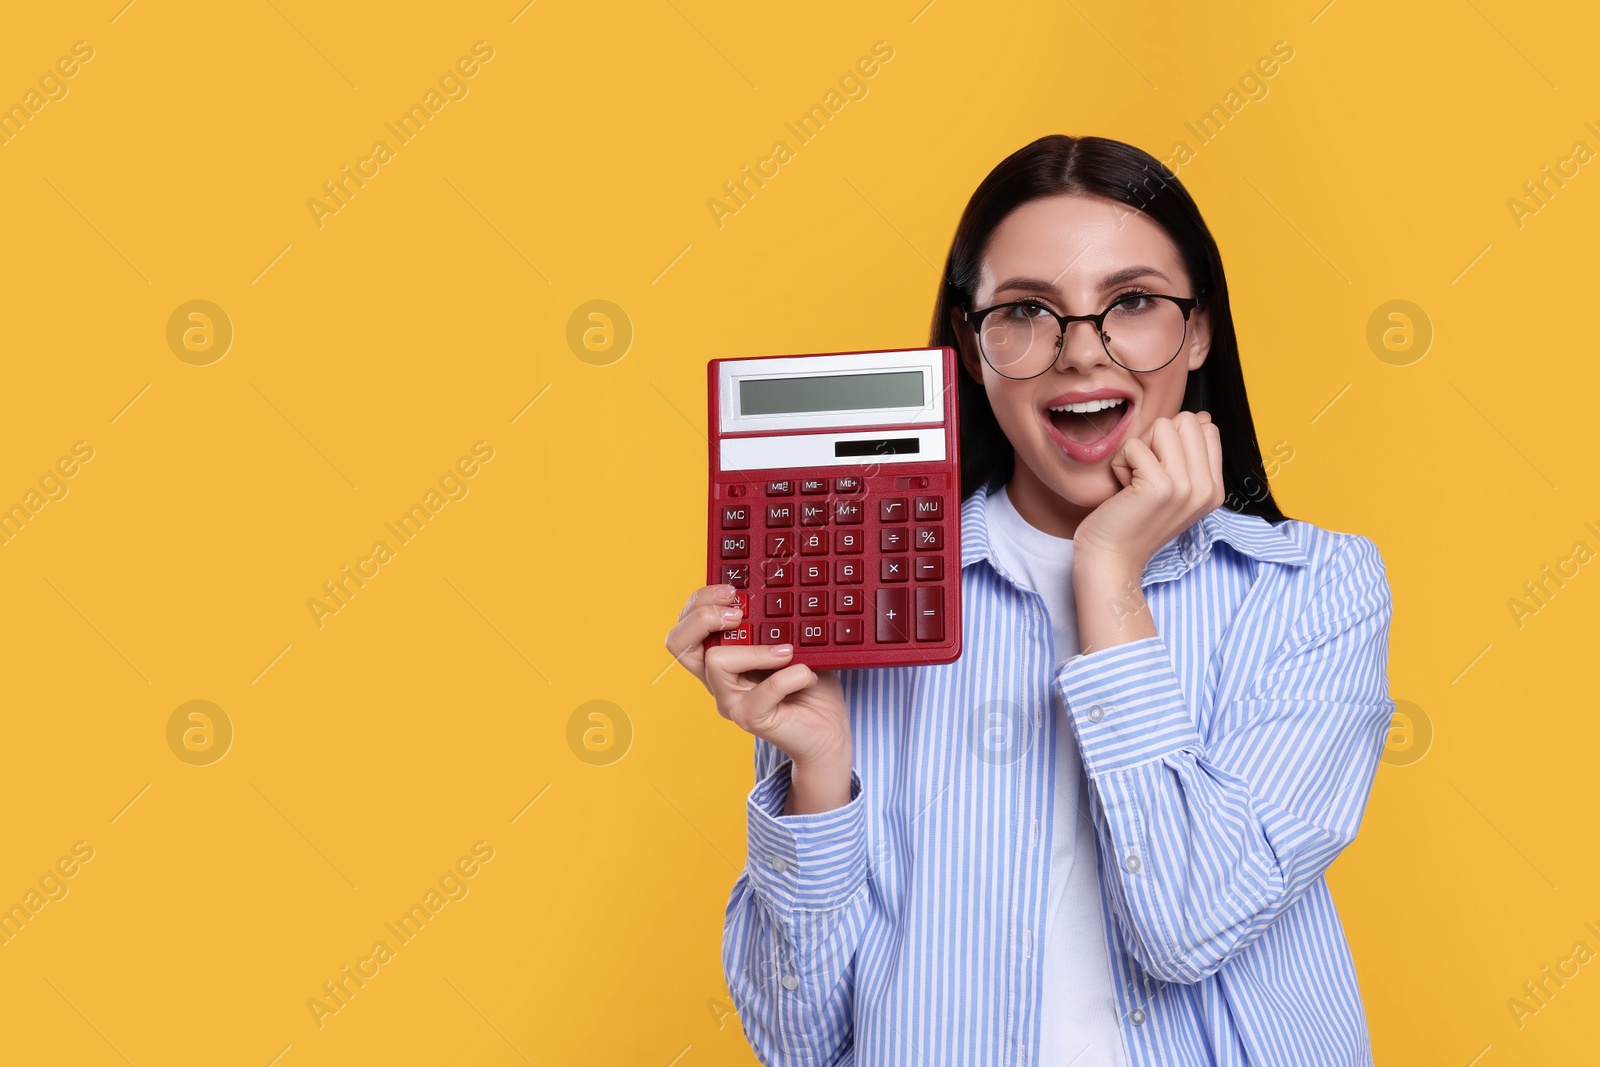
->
[[1046, 397, 1131, 444]]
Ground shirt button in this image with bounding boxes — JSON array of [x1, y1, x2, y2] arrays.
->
[[1124, 852, 1142, 873], [1130, 1008, 1147, 1026], [1087, 704, 1104, 723], [771, 855, 789, 873], [781, 974, 799, 990]]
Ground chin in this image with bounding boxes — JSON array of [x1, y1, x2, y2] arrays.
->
[[1020, 452, 1120, 508]]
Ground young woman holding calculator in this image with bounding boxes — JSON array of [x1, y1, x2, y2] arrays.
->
[[664, 134, 1395, 1067]]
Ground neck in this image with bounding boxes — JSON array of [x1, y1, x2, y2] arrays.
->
[[1004, 464, 1093, 540]]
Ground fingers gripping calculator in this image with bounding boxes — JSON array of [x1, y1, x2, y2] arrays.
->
[[704, 346, 963, 670]]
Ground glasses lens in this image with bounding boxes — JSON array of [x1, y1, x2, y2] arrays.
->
[[1103, 295, 1187, 372], [978, 304, 1061, 378]]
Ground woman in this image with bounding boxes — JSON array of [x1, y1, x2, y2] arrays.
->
[[665, 134, 1395, 1066]]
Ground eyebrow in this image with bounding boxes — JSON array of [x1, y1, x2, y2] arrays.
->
[[992, 265, 1172, 297]]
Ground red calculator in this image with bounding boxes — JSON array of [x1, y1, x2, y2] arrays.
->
[[704, 346, 963, 670]]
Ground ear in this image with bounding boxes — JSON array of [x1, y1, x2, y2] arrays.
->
[[949, 306, 986, 386], [1185, 301, 1213, 373]]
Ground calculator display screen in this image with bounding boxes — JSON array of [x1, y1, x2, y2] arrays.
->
[[739, 371, 925, 416]]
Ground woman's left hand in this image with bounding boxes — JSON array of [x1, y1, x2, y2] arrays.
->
[[1072, 410, 1225, 577]]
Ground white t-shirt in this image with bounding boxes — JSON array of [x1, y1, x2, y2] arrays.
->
[[985, 482, 1131, 1067]]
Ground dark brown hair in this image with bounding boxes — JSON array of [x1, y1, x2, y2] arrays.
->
[[929, 134, 1290, 522]]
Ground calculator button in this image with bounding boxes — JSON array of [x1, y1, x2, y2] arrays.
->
[[720, 535, 749, 558], [799, 531, 828, 555], [876, 589, 910, 642], [880, 557, 909, 582], [799, 591, 829, 616], [835, 559, 863, 585], [765, 533, 793, 558], [914, 526, 943, 550], [836, 590, 863, 614], [834, 619, 864, 644], [833, 476, 863, 494], [760, 558, 793, 586], [879, 497, 907, 522], [800, 478, 827, 494], [766, 479, 794, 496], [767, 503, 794, 527], [720, 564, 749, 588], [759, 621, 792, 645], [914, 555, 943, 580], [915, 586, 944, 641], [914, 496, 943, 520], [836, 530, 863, 554], [730, 591, 749, 616], [722, 504, 750, 528], [765, 592, 792, 617], [799, 561, 827, 585], [798, 621, 828, 646], [834, 499, 863, 524], [722, 624, 753, 644], [880, 527, 908, 552], [801, 502, 829, 526]]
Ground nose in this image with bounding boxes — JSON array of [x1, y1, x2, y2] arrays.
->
[[1049, 318, 1112, 374]]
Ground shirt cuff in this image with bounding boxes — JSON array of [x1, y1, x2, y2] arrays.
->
[[1054, 635, 1205, 778], [745, 757, 869, 915]]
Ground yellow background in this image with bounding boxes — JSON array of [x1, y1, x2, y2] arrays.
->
[[0, 1, 1595, 1064]]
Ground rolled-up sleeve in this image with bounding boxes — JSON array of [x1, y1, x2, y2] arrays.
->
[[744, 757, 870, 914], [1052, 533, 1396, 985], [723, 740, 873, 1066]]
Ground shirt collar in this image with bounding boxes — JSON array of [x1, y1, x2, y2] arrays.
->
[[959, 471, 1311, 585]]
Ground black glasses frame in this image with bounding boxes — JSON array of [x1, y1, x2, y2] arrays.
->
[[961, 290, 1206, 378]]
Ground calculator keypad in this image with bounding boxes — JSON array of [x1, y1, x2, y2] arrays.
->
[[716, 475, 949, 651]]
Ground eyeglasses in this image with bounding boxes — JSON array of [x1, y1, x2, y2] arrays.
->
[[961, 290, 1205, 379]]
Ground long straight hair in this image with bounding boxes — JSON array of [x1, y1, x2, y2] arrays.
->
[[929, 134, 1290, 523]]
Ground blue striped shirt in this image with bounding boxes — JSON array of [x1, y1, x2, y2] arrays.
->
[[722, 472, 1396, 1066]]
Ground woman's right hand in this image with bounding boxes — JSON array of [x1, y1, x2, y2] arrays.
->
[[665, 584, 853, 777]]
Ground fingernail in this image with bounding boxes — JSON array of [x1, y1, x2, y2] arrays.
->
[[722, 607, 741, 620], [773, 644, 793, 655], [718, 584, 737, 597]]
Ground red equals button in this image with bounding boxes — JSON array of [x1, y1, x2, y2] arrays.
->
[[914, 587, 943, 641]]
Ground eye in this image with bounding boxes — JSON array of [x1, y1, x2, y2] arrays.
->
[[1110, 287, 1156, 313], [999, 300, 1052, 320]]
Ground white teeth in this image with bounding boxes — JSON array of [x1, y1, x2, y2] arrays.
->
[[1047, 397, 1126, 414]]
